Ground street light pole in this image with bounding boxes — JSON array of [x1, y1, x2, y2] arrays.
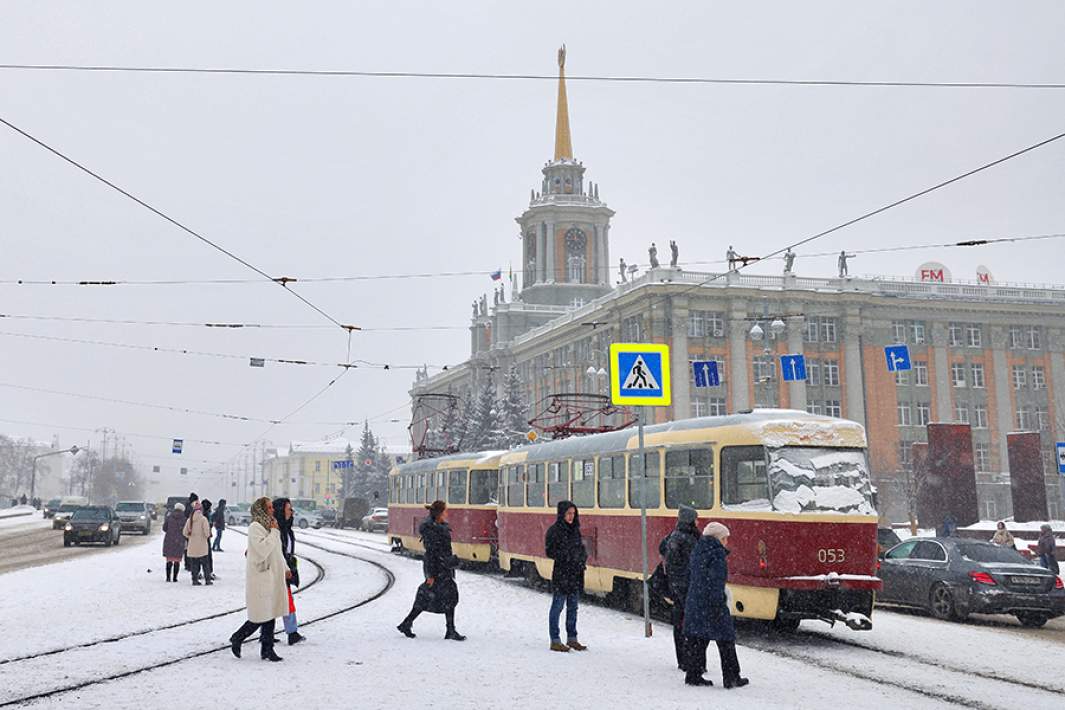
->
[[31, 446, 80, 501]]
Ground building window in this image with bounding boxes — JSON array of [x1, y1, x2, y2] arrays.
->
[[954, 405, 969, 424], [1036, 408, 1049, 431], [804, 318, 819, 343], [895, 370, 909, 386], [1032, 366, 1046, 390], [692, 400, 706, 417], [911, 322, 926, 344], [914, 361, 929, 386], [708, 397, 727, 416], [974, 405, 988, 429], [689, 311, 725, 338], [1016, 408, 1031, 430], [897, 441, 913, 471], [806, 360, 821, 386], [897, 403, 912, 426], [948, 323, 963, 347], [1012, 365, 1026, 390], [892, 321, 907, 343], [824, 400, 842, 418], [806, 402, 823, 415], [974, 443, 990, 473], [753, 357, 775, 383], [821, 318, 838, 343], [315, 461, 321, 473], [823, 360, 840, 387], [951, 363, 967, 388], [916, 403, 931, 426], [970, 363, 985, 388], [622, 315, 643, 342], [1010, 326, 1041, 350], [966, 324, 982, 348]]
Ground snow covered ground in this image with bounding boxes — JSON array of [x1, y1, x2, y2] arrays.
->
[[0, 505, 49, 532], [2, 526, 1061, 709]]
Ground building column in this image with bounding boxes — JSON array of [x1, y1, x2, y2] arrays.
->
[[545, 221, 556, 283], [990, 326, 1013, 470], [728, 301, 750, 411], [601, 223, 611, 286], [671, 297, 691, 419], [537, 224, 547, 283], [931, 322, 953, 423], [786, 304, 806, 411], [843, 306, 866, 426]]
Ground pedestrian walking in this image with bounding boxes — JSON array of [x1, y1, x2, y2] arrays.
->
[[229, 497, 288, 662], [660, 505, 701, 672], [273, 497, 307, 646], [1036, 524, 1060, 575], [182, 501, 213, 586], [939, 513, 958, 538], [183, 492, 198, 571], [396, 500, 466, 641], [212, 499, 227, 552], [683, 522, 748, 688], [201, 499, 216, 582], [162, 503, 186, 582], [545, 500, 587, 653], [990, 521, 1015, 548]]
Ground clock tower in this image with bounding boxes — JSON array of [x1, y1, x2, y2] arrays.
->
[[517, 46, 614, 307]]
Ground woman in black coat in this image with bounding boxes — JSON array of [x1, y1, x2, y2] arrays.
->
[[273, 497, 306, 646], [545, 500, 587, 652], [396, 500, 465, 641]]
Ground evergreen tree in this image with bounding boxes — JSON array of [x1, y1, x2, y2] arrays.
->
[[498, 364, 530, 448], [353, 422, 379, 498], [465, 376, 501, 451]]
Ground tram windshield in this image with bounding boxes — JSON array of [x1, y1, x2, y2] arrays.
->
[[767, 447, 875, 515]]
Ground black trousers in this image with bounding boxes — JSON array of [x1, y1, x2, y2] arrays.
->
[[230, 618, 276, 655], [684, 638, 740, 681], [672, 604, 705, 674], [189, 555, 210, 582]]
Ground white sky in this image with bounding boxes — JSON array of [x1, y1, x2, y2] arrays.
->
[[2, 1, 1064, 493]]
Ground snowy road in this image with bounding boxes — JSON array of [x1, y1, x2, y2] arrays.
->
[[1, 526, 1061, 709], [0, 517, 154, 575]]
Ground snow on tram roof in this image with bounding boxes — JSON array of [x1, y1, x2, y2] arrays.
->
[[392, 449, 507, 474]]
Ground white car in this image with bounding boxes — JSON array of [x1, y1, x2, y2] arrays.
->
[[292, 508, 323, 530]]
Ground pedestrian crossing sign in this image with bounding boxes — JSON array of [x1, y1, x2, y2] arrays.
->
[[610, 343, 671, 406]]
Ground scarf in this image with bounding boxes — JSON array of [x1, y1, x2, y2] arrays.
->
[[250, 496, 274, 530]]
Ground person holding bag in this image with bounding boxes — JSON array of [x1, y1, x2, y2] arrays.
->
[[396, 500, 466, 641]]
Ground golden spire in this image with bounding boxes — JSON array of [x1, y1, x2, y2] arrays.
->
[[553, 44, 573, 161]]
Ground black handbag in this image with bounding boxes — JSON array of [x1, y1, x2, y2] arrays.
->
[[649, 562, 672, 603]]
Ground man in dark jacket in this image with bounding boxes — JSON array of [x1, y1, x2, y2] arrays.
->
[[683, 522, 748, 688], [397, 500, 465, 641], [545, 500, 587, 652], [659, 505, 701, 672], [212, 498, 226, 552]]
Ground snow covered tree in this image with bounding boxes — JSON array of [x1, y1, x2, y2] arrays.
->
[[465, 376, 502, 451], [497, 364, 530, 448], [352, 422, 388, 500]]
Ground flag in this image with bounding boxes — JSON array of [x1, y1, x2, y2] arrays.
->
[[490, 269, 502, 281]]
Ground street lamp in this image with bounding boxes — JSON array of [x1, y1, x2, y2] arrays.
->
[[748, 303, 788, 407], [31, 445, 80, 501]]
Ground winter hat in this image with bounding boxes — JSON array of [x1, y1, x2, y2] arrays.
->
[[425, 499, 447, 520], [678, 505, 697, 525], [174, 503, 185, 512], [702, 521, 730, 540]]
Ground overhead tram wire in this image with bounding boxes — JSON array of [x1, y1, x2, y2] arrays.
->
[[0, 63, 1063, 89], [0, 114, 354, 333], [0, 415, 242, 448], [2, 232, 1063, 288]]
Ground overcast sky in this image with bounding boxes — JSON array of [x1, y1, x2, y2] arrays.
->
[[2, 1, 1064, 497]]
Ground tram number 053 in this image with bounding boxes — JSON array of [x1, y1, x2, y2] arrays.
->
[[817, 548, 846, 563]]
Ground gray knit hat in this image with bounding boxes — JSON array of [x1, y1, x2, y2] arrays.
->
[[702, 521, 730, 540]]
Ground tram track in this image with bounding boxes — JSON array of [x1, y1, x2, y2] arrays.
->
[[0, 536, 395, 708]]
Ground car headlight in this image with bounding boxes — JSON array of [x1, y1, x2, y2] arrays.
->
[[139, 515, 146, 520], [98, 524, 109, 532], [65, 523, 73, 532]]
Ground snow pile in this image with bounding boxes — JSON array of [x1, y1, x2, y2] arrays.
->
[[767, 448, 875, 516], [755, 417, 866, 449]]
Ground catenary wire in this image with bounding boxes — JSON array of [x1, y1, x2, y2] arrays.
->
[[0, 313, 467, 332], [0, 63, 1062, 89], [0, 415, 242, 447]]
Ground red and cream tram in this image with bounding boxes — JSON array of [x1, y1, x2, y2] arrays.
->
[[496, 411, 882, 630], [387, 451, 504, 564]]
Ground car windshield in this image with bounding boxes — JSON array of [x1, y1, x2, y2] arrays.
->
[[72, 508, 108, 521], [46, 499, 60, 507], [956, 543, 1031, 564], [767, 447, 876, 515], [115, 503, 143, 512], [58, 504, 80, 512]]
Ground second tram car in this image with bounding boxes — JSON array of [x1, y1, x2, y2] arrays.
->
[[388, 451, 504, 563], [496, 411, 881, 630]]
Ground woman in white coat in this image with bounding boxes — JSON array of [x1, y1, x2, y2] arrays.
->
[[228, 497, 289, 662]]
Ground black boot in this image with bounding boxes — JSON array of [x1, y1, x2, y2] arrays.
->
[[230, 638, 242, 658], [685, 674, 714, 687], [261, 647, 283, 662], [165, 562, 172, 582], [396, 622, 415, 638], [288, 632, 306, 645], [724, 677, 749, 689], [444, 627, 467, 641]]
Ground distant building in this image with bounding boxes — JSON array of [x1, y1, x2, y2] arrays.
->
[[262, 438, 408, 508], [411, 48, 1065, 523]]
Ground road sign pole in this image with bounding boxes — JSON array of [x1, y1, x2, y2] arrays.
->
[[638, 407, 651, 638]]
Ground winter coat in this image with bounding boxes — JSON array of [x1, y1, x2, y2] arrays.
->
[[273, 497, 300, 587], [416, 516, 459, 613], [213, 503, 227, 530], [661, 520, 700, 603], [1036, 531, 1060, 574], [990, 529, 1015, 547], [162, 510, 187, 559], [545, 500, 587, 595], [683, 535, 736, 642], [244, 521, 289, 623], [182, 509, 211, 559]]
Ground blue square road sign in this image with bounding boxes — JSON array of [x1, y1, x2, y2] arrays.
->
[[885, 344, 912, 372], [780, 354, 807, 382], [692, 360, 720, 388], [1056, 442, 1065, 475]]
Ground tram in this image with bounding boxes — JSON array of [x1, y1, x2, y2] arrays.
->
[[387, 451, 504, 563], [495, 410, 881, 630]]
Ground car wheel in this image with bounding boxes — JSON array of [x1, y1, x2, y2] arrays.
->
[[298, 519, 308, 529], [929, 584, 958, 621], [1016, 612, 1049, 627]]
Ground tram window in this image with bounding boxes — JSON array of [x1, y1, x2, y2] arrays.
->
[[547, 461, 570, 506], [506, 465, 525, 507], [665, 449, 714, 509], [721, 446, 769, 507], [448, 469, 468, 505], [405, 474, 415, 504], [469, 469, 496, 505], [597, 455, 625, 508], [571, 459, 595, 508], [435, 472, 447, 502], [628, 451, 662, 509], [423, 472, 434, 502], [527, 463, 546, 507], [416, 473, 425, 504]]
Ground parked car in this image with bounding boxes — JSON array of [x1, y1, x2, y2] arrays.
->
[[318, 508, 337, 527], [292, 508, 323, 530], [226, 503, 251, 526], [42, 498, 62, 519], [52, 496, 90, 529], [877, 527, 903, 558], [879, 537, 1065, 627], [337, 497, 370, 529], [114, 501, 153, 535], [360, 507, 389, 533], [63, 506, 122, 547]]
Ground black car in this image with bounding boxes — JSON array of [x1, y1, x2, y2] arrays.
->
[[63, 506, 122, 547], [42, 498, 62, 519], [877, 527, 902, 558], [879, 537, 1065, 627]]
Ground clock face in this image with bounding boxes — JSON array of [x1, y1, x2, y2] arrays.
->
[[565, 228, 587, 253]]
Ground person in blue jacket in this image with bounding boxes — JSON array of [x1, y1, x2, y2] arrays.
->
[[682, 521, 748, 688]]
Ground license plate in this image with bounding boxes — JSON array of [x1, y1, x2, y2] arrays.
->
[[1010, 576, 1042, 586]]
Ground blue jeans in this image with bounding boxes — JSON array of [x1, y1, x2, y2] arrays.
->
[[283, 612, 298, 634], [212, 528, 223, 551], [549, 592, 579, 643]]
